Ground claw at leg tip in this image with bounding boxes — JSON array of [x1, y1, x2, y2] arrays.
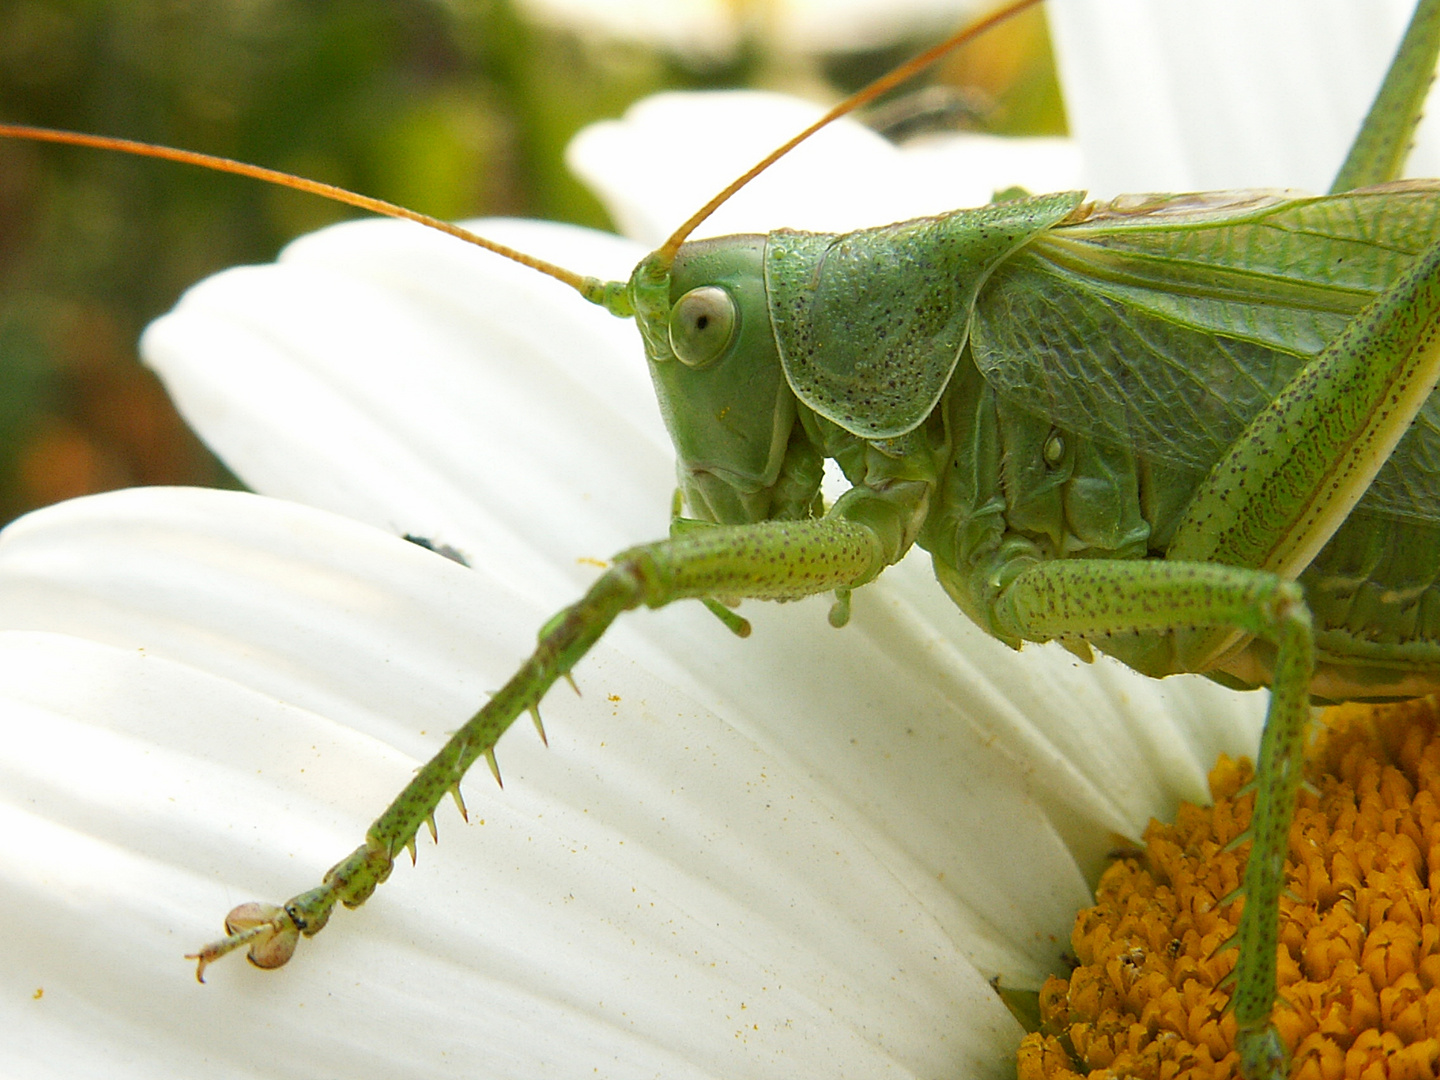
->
[[185, 951, 211, 983]]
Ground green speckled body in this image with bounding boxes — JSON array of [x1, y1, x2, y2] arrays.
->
[[659, 184, 1440, 703]]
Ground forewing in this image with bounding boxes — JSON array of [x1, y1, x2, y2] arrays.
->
[[969, 184, 1440, 524]]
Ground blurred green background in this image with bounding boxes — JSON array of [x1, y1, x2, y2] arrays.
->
[[0, 0, 1061, 526]]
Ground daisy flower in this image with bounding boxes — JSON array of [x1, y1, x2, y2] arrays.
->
[[1, 3, 1432, 1077], [514, 0, 1001, 64]]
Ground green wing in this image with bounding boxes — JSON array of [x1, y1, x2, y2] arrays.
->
[[969, 183, 1440, 524]]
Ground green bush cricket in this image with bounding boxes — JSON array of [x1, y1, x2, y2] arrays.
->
[[7, 2, 1440, 1077]]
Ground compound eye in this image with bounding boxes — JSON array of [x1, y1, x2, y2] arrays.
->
[[668, 286, 736, 368]]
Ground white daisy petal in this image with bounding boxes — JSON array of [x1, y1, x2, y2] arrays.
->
[[513, 0, 991, 62], [1048, 0, 1440, 196], [770, 0, 987, 54], [566, 91, 1080, 245], [516, 0, 741, 62], [0, 487, 1027, 1079], [141, 219, 658, 605]]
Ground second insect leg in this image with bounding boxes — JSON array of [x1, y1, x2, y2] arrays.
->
[[994, 557, 1312, 1080]]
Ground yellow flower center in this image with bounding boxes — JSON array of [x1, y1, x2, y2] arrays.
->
[[1017, 698, 1440, 1080]]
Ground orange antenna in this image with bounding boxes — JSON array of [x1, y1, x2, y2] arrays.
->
[[0, 124, 623, 307], [656, 0, 1046, 263]]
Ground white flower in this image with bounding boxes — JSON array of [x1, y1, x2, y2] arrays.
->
[[1045, 0, 1440, 196], [514, 0, 995, 63], [0, 3, 1429, 1076]]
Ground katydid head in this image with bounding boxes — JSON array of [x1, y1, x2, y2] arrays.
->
[[596, 0, 1044, 523], [626, 236, 808, 525]]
